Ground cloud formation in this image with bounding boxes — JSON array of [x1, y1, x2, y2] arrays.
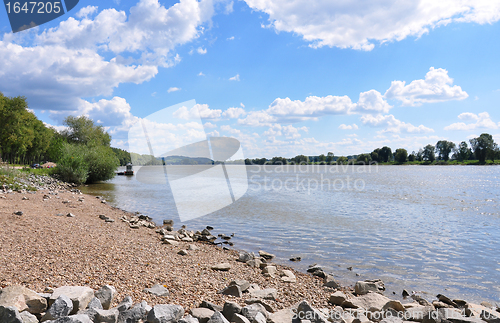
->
[[444, 112, 499, 131], [244, 0, 500, 50]]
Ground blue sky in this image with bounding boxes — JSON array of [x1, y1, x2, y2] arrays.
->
[[1, 0, 500, 158]]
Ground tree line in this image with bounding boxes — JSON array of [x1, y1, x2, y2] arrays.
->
[[245, 133, 499, 165], [0, 93, 121, 184]]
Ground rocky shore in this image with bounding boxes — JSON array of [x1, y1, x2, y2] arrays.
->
[[1, 174, 499, 323]]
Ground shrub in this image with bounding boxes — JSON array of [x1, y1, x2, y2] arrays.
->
[[54, 143, 89, 184]]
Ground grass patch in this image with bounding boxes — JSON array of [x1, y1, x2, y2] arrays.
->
[[0, 166, 37, 191]]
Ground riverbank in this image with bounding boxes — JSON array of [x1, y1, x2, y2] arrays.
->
[[0, 185, 333, 311]]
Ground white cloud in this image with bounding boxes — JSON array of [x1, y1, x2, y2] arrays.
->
[[220, 125, 241, 135], [339, 124, 359, 130], [227, 36, 235, 40], [173, 103, 222, 120], [361, 114, 434, 134], [244, 0, 500, 50], [0, 0, 215, 110], [198, 71, 205, 76], [229, 74, 240, 81], [238, 110, 276, 126], [167, 87, 181, 93], [207, 130, 220, 137], [444, 112, 499, 131], [352, 90, 392, 114], [385, 67, 468, 106], [197, 47, 207, 54], [203, 122, 217, 129], [267, 95, 355, 121], [222, 107, 246, 119], [262, 124, 308, 140], [76, 6, 98, 18], [225, 1, 234, 14]]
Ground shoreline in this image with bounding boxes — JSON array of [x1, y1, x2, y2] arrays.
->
[[1, 174, 499, 322]]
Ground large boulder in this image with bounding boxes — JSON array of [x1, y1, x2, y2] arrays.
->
[[240, 303, 268, 322], [222, 301, 241, 321], [0, 305, 23, 323], [179, 315, 200, 323], [44, 314, 93, 323], [93, 308, 119, 323], [342, 292, 391, 311], [269, 308, 293, 323], [147, 304, 184, 323], [143, 284, 169, 297], [0, 285, 48, 314], [49, 286, 94, 314], [94, 285, 116, 310], [19, 311, 39, 323], [117, 301, 151, 323], [248, 288, 277, 301], [232, 313, 251, 323]]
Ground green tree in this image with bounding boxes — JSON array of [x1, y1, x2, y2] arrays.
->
[[318, 154, 326, 163], [379, 146, 392, 163], [454, 141, 470, 162], [336, 156, 348, 165], [470, 133, 496, 164], [422, 144, 435, 162], [394, 148, 408, 164], [291, 155, 309, 165], [61, 116, 111, 146], [435, 140, 456, 161], [370, 149, 380, 162], [326, 152, 334, 164], [270, 156, 287, 165], [356, 153, 371, 164], [408, 151, 416, 162]]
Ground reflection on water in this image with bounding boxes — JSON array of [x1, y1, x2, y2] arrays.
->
[[80, 165, 500, 303]]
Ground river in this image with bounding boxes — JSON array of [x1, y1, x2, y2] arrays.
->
[[80, 164, 500, 303]]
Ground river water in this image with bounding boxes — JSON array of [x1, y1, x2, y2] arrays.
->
[[80, 165, 500, 303]]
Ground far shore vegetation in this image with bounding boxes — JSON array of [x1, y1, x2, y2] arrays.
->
[[1, 92, 499, 188]]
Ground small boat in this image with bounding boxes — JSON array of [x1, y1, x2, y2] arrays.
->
[[117, 163, 134, 176]]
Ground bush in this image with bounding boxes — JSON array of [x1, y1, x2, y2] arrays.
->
[[54, 143, 89, 184], [85, 145, 119, 183]]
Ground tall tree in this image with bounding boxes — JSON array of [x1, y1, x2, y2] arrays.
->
[[61, 116, 111, 146], [379, 146, 392, 163], [422, 144, 435, 162], [435, 140, 456, 161], [454, 141, 470, 162], [470, 133, 496, 164], [326, 152, 334, 164], [394, 148, 408, 163]]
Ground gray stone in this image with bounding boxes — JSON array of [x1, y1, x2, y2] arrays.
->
[[179, 314, 200, 323], [87, 297, 103, 310], [241, 303, 268, 322], [200, 301, 223, 312], [220, 285, 242, 298], [342, 292, 391, 311], [188, 244, 200, 251], [19, 311, 38, 323], [258, 250, 275, 260], [252, 312, 266, 323], [95, 285, 116, 310], [244, 299, 274, 313], [292, 301, 328, 323], [44, 314, 93, 323], [237, 252, 253, 263], [163, 240, 179, 246], [229, 280, 250, 292], [354, 281, 379, 295], [329, 291, 348, 306], [211, 263, 231, 271], [245, 259, 262, 268], [93, 308, 119, 323], [49, 286, 94, 314], [383, 300, 405, 312], [207, 311, 230, 323], [0, 285, 48, 314], [261, 266, 277, 276], [281, 270, 297, 283], [42, 294, 73, 321], [232, 313, 251, 323], [117, 301, 151, 323], [178, 250, 189, 256], [144, 284, 169, 297], [147, 304, 184, 323], [437, 295, 458, 308], [190, 308, 214, 323], [248, 288, 277, 301], [222, 301, 242, 321], [404, 306, 435, 322], [67, 213, 75, 217], [116, 296, 133, 312], [269, 308, 293, 323], [324, 275, 340, 288], [0, 305, 22, 323]]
